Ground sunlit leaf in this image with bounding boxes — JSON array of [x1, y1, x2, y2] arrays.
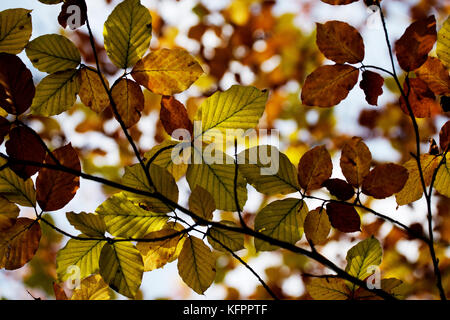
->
[[298, 145, 332, 191], [0, 158, 36, 207], [189, 186, 215, 222], [415, 57, 450, 96], [143, 140, 188, 181], [66, 212, 106, 237], [111, 79, 144, 128], [399, 78, 441, 118], [362, 163, 409, 199], [0, 197, 19, 231], [306, 277, 350, 300], [0, 9, 32, 54], [340, 137, 372, 187], [437, 16, 450, 70], [79, 68, 110, 113], [304, 208, 331, 245], [207, 221, 245, 252], [160, 96, 193, 136], [71, 274, 111, 300], [434, 153, 450, 198]]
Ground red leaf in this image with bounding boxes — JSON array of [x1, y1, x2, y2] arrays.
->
[[323, 178, 355, 201], [359, 71, 384, 106], [0, 53, 35, 115], [362, 163, 409, 199], [395, 15, 437, 71], [6, 126, 46, 179], [399, 78, 441, 118], [36, 144, 81, 211], [160, 96, 193, 137], [326, 202, 360, 233]]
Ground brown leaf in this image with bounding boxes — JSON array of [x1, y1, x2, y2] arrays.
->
[[321, 0, 359, 4], [78, 68, 110, 113], [111, 79, 144, 128], [53, 283, 68, 300], [395, 15, 437, 71], [316, 21, 365, 64], [160, 96, 193, 137], [36, 144, 81, 211], [0, 117, 10, 145], [323, 178, 355, 201], [304, 208, 331, 245], [439, 120, 450, 152], [359, 70, 384, 106], [0, 218, 41, 270], [298, 145, 332, 191], [0, 53, 35, 115], [415, 57, 450, 96], [6, 126, 46, 179], [340, 137, 372, 187], [326, 202, 360, 233], [362, 163, 409, 199], [399, 78, 441, 118], [301, 64, 359, 107], [58, 0, 87, 30]]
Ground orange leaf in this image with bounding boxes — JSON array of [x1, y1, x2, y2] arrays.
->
[[359, 70, 384, 106], [316, 21, 365, 64], [111, 79, 144, 128], [298, 145, 332, 191], [36, 144, 81, 211], [395, 15, 437, 71], [0, 218, 41, 270], [399, 78, 441, 118], [301, 64, 359, 107], [362, 163, 409, 199], [340, 137, 372, 187], [160, 96, 193, 137], [53, 282, 68, 300], [415, 57, 450, 96], [0, 53, 35, 115], [326, 202, 360, 233], [440, 120, 450, 152], [6, 126, 46, 179]]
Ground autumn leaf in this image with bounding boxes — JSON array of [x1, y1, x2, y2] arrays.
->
[[322, 178, 355, 201], [71, 274, 111, 300], [340, 137, 372, 187], [111, 79, 144, 128], [79, 68, 110, 113], [189, 186, 215, 222], [399, 78, 441, 118], [395, 15, 437, 71], [36, 143, 81, 211], [362, 163, 409, 199], [0, 53, 35, 115], [160, 96, 193, 136], [103, 0, 152, 69], [177, 236, 216, 295], [207, 221, 245, 252], [415, 57, 450, 96], [360, 70, 384, 106], [131, 48, 204, 95], [434, 153, 450, 198], [0, 218, 41, 270], [437, 16, 450, 70], [304, 208, 331, 245], [316, 21, 365, 64], [143, 140, 188, 181], [326, 202, 360, 233], [301, 64, 359, 107], [25, 34, 81, 74], [306, 277, 350, 300], [0, 197, 19, 231], [0, 158, 36, 207], [53, 283, 68, 300], [439, 120, 450, 152], [0, 9, 32, 54], [66, 211, 106, 237], [298, 145, 332, 191]]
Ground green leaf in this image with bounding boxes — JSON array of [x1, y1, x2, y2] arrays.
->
[[99, 241, 144, 299], [345, 237, 382, 291], [177, 236, 216, 295], [103, 0, 152, 69], [31, 69, 80, 116], [0, 9, 32, 54], [254, 198, 308, 251], [66, 212, 106, 237], [434, 153, 450, 198], [437, 16, 450, 70], [306, 278, 350, 300], [122, 163, 179, 213], [95, 192, 168, 238], [0, 159, 36, 207], [238, 145, 300, 195], [207, 221, 244, 252], [26, 34, 81, 73], [56, 237, 105, 281], [186, 147, 247, 212], [194, 85, 268, 139]]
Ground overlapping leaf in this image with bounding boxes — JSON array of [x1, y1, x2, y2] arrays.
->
[[0, 158, 36, 207], [434, 153, 450, 198], [207, 221, 245, 252], [304, 208, 331, 245], [437, 16, 450, 69], [79, 68, 110, 113], [0, 9, 32, 54], [71, 274, 111, 300], [306, 278, 350, 300], [66, 212, 106, 237], [160, 96, 193, 136], [189, 186, 215, 222], [326, 202, 360, 233], [111, 79, 144, 128], [399, 78, 441, 118]]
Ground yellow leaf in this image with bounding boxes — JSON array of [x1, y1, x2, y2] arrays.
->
[[0, 218, 41, 270], [207, 221, 244, 252], [111, 79, 144, 128], [437, 16, 450, 70], [95, 192, 168, 238], [71, 274, 111, 300], [79, 68, 110, 113], [238, 146, 300, 196], [354, 278, 407, 300], [304, 208, 331, 245], [143, 140, 188, 181], [136, 222, 185, 271], [131, 48, 204, 95], [31, 69, 80, 116], [122, 163, 179, 213], [99, 241, 144, 299], [103, 0, 152, 69], [177, 236, 216, 295], [435, 153, 450, 198], [0, 9, 32, 54], [0, 197, 19, 231], [254, 198, 308, 251], [306, 278, 350, 300], [395, 154, 440, 206], [189, 186, 215, 222], [0, 158, 36, 207], [26, 34, 81, 73], [66, 212, 106, 237], [56, 237, 104, 281]]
